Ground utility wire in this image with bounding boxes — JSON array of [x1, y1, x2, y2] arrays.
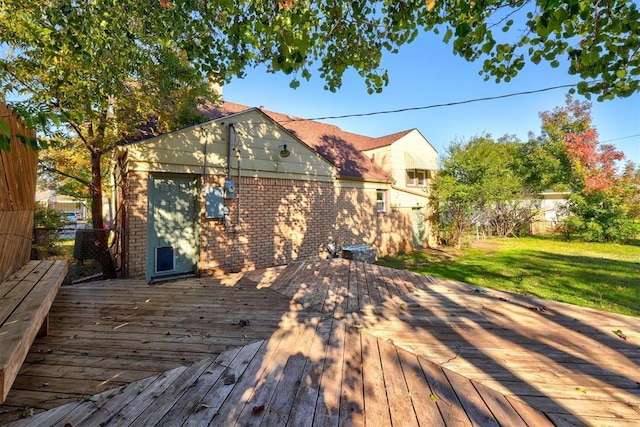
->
[[283, 82, 582, 123], [601, 133, 640, 143]]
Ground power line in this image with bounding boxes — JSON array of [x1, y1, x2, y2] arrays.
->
[[284, 83, 581, 123], [601, 133, 640, 143]]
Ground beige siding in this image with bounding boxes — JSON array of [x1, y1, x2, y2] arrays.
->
[[119, 110, 335, 182], [364, 129, 437, 187], [365, 146, 393, 177], [362, 130, 438, 249], [115, 111, 438, 278], [389, 186, 428, 209]]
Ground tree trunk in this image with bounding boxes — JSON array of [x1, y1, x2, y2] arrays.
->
[[90, 150, 116, 279]]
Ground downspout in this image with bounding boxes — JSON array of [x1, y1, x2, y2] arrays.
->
[[236, 148, 241, 232], [225, 124, 237, 234], [227, 124, 235, 181]]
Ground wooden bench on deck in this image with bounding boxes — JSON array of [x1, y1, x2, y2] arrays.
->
[[0, 260, 68, 404]]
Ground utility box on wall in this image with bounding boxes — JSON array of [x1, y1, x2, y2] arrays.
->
[[205, 186, 226, 219], [223, 178, 236, 199]]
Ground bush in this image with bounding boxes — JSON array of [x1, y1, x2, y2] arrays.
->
[[32, 205, 69, 258], [609, 219, 640, 244], [583, 221, 604, 242], [561, 216, 582, 240], [559, 214, 639, 244]]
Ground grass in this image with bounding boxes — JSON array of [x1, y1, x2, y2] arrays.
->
[[377, 235, 640, 317]]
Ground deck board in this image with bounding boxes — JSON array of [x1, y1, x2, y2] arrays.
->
[[1, 259, 638, 426], [378, 337, 420, 426], [361, 331, 393, 426], [6, 328, 556, 427]]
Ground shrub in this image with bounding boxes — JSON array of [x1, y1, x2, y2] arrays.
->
[[583, 221, 604, 242], [609, 219, 640, 244], [33, 205, 68, 257]]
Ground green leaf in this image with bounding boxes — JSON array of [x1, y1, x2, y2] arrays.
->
[[289, 79, 300, 89], [443, 28, 453, 44], [0, 134, 10, 152], [612, 329, 627, 340], [0, 119, 9, 136], [455, 23, 471, 37], [482, 40, 496, 54]]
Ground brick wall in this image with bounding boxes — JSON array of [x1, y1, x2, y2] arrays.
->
[[334, 187, 413, 256], [122, 172, 417, 278], [122, 170, 148, 277], [200, 175, 334, 274]]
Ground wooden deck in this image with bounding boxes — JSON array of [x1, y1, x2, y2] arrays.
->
[[0, 259, 638, 426]]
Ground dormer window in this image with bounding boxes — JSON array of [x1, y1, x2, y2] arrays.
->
[[406, 169, 428, 187], [404, 151, 434, 187]]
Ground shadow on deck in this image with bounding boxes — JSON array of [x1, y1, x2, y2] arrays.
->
[[1, 259, 639, 426]]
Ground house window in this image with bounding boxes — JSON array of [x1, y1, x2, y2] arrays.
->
[[406, 169, 428, 187], [376, 189, 387, 213], [406, 170, 416, 186]]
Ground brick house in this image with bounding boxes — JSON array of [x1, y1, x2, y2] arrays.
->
[[113, 102, 437, 282]]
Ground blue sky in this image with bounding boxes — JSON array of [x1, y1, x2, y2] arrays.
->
[[225, 32, 640, 166]]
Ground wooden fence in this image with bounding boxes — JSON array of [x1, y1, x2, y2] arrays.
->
[[0, 101, 37, 281]]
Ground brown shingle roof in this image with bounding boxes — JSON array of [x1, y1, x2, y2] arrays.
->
[[354, 129, 414, 151], [201, 101, 394, 183]]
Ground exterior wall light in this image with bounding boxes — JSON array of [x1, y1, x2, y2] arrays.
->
[[279, 144, 291, 158]]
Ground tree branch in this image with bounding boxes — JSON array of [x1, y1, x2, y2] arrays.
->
[[65, 119, 96, 153], [39, 163, 91, 187]]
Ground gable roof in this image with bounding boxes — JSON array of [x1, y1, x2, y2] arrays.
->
[[201, 101, 395, 183], [352, 129, 414, 151]]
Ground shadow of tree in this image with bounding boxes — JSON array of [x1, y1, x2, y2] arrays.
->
[[343, 261, 640, 425], [7, 258, 638, 425]]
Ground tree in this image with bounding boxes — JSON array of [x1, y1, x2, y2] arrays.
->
[[1, 1, 217, 277], [619, 162, 640, 221], [38, 140, 104, 203], [564, 129, 624, 195], [430, 135, 534, 247], [1, 1, 638, 264], [519, 96, 594, 192], [525, 96, 634, 242], [563, 137, 634, 242]]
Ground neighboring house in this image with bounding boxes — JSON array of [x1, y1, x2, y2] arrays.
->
[[35, 189, 89, 220], [113, 101, 437, 282], [529, 191, 571, 234]]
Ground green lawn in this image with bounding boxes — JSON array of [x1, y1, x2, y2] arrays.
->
[[377, 236, 640, 317]]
